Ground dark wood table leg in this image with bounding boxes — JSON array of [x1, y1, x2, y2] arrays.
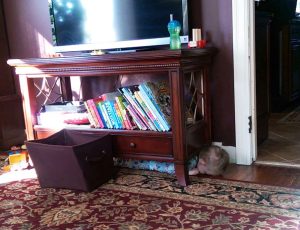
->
[[174, 162, 190, 186], [170, 70, 190, 186], [19, 75, 37, 140]]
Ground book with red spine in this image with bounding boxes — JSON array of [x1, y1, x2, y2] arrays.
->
[[87, 98, 105, 128], [119, 86, 157, 131], [98, 101, 113, 129], [83, 101, 96, 128], [86, 99, 101, 128], [123, 101, 147, 130], [115, 96, 133, 130], [134, 91, 163, 131]]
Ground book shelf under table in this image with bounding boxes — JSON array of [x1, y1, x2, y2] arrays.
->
[[8, 48, 216, 186]]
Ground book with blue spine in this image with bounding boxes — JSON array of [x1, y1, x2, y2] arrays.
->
[[109, 100, 123, 129], [138, 85, 170, 131], [116, 96, 134, 130], [94, 102, 107, 128], [98, 102, 113, 129], [92, 98, 108, 128], [119, 86, 157, 131], [98, 91, 123, 129], [139, 81, 171, 130], [134, 91, 162, 131], [113, 102, 125, 129], [104, 101, 119, 129]]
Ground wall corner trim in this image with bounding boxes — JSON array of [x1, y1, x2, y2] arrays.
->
[[232, 0, 255, 165]]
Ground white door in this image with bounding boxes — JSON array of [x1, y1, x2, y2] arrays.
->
[[232, 0, 257, 165]]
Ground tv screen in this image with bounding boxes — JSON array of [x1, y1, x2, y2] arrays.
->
[[50, 0, 189, 52], [297, 0, 300, 14]]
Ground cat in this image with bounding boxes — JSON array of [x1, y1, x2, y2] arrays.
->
[[189, 145, 229, 176]]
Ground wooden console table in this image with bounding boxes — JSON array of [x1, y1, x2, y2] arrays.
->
[[8, 48, 216, 186]]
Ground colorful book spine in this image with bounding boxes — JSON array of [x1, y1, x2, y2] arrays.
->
[[84, 83, 171, 132], [104, 101, 119, 129], [95, 104, 107, 129], [125, 111, 135, 130], [141, 82, 171, 129], [138, 85, 170, 131], [109, 100, 122, 129], [93, 98, 108, 128], [114, 99, 127, 129], [87, 99, 104, 128], [98, 102, 113, 129], [86, 100, 100, 128], [116, 96, 132, 130], [137, 90, 167, 131], [83, 101, 96, 128], [123, 101, 147, 130], [114, 102, 125, 129], [134, 91, 162, 131], [121, 87, 156, 131]]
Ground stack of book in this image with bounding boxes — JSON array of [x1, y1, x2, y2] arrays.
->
[[38, 101, 89, 126], [84, 81, 172, 132]]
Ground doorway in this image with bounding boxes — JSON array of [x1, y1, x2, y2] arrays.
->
[[254, 0, 300, 167]]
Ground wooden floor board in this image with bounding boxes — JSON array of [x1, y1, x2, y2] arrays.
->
[[199, 164, 300, 189]]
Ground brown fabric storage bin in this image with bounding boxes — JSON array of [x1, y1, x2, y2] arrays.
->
[[25, 129, 113, 192]]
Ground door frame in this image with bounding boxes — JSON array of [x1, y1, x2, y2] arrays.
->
[[232, 0, 257, 165]]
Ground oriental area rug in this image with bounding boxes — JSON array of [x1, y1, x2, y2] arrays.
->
[[0, 168, 300, 229]]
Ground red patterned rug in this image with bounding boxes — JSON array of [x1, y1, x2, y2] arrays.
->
[[0, 168, 300, 229]]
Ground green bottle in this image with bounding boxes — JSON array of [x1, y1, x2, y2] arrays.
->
[[168, 14, 181, 50]]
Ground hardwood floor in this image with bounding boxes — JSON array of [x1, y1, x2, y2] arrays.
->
[[257, 112, 300, 166], [200, 164, 300, 189]]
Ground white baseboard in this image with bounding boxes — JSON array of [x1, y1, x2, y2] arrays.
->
[[212, 142, 236, 163]]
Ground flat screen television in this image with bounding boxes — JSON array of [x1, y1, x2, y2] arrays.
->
[[296, 0, 300, 15], [49, 0, 189, 53]]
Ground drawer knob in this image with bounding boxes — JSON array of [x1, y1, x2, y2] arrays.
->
[[130, 142, 136, 148]]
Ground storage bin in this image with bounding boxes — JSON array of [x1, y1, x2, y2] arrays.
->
[[25, 129, 113, 192]]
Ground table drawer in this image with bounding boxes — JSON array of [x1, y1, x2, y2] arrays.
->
[[113, 135, 173, 156]]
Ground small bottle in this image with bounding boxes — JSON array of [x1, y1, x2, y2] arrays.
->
[[168, 14, 181, 50]]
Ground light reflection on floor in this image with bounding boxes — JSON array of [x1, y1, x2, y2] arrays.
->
[[0, 168, 37, 185]]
